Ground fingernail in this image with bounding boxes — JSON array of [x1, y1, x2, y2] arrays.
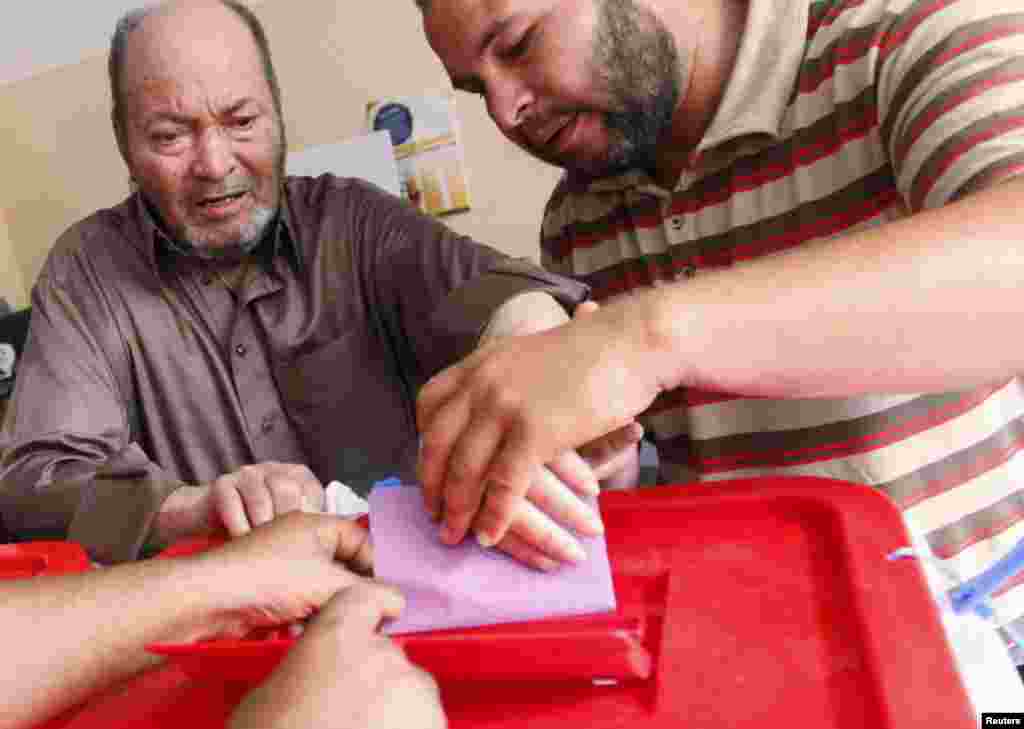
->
[[585, 512, 605, 536], [565, 540, 588, 564], [535, 557, 559, 572], [476, 531, 496, 548]]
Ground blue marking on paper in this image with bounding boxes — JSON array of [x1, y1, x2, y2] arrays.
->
[[373, 476, 404, 489]]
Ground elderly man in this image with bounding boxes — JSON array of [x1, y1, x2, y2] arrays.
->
[[1, 513, 444, 729], [415, 0, 1024, 656], [0, 0, 640, 568]]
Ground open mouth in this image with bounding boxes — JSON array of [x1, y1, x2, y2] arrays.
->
[[198, 191, 247, 208]]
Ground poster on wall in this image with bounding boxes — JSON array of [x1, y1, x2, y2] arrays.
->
[[366, 93, 472, 216]]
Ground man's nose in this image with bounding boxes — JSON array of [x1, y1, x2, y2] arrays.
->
[[486, 78, 534, 134], [191, 127, 236, 180]]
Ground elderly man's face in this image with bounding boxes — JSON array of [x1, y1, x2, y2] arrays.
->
[[118, 4, 283, 251], [423, 0, 680, 177]]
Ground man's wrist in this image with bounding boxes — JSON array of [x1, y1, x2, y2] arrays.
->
[[632, 286, 696, 394], [113, 554, 244, 645]]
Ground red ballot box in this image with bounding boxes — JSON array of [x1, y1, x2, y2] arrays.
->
[[16, 477, 975, 728]]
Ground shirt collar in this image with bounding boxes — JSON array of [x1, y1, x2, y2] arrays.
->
[[134, 187, 302, 275], [574, 0, 809, 194]]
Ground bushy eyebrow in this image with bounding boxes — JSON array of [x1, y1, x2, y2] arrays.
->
[[145, 98, 258, 127]]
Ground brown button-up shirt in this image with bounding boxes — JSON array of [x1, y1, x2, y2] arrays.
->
[[0, 175, 588, 562]]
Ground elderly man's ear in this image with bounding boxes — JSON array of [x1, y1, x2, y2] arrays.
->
[[112, 112, 125, 159], [111, 114, 138, 191]]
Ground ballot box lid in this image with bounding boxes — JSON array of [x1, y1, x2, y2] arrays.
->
[[0, 540, 91, 578], [20, 477, 978, 729]]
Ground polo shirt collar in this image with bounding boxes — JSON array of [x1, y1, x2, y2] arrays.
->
[[578, 0, 809, 194]]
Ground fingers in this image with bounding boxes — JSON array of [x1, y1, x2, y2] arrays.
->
[[546, 450, 600, 497], [302, 480, 326, 513], [579, 422, 645, 480], [436, 417, 504, 546], [313, 582, 406, 634], [420, 366, 534, 548], [418, 377, 473, 523], [269, 476, 305, 516], [212, 464, 325, 537], [329, 518, 375, 575], [495, 498, 589, 565], [525, 465, 603, 538], [212, 474, 250, 536], [494, 529, 560, 572], [470, 444, 539, 549]]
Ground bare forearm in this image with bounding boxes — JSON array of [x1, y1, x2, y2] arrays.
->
[[643, 178, 1024, 398], [0, 557, 233, 729]]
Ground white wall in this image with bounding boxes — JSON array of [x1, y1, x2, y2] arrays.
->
[[0, 1, 157, 85], [0, 209, 28, 310]]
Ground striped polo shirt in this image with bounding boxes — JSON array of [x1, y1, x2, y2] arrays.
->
[[541, 0, 1024, 654]]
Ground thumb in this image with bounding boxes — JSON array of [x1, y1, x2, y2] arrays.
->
[[322, 517, 374, 575], [310, 583, 406, 635], [580, 422, 645, 477]]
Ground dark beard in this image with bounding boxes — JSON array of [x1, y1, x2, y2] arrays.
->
[[585, 0, 681, 177]]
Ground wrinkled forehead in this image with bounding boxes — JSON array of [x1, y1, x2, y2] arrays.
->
[[121, 6, 271, 111]]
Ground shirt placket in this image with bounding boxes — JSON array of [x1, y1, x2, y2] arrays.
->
[[661, 193, 697, 284], [230, 273, 306, 465]]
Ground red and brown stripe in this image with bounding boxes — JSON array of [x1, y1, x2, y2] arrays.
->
[[878, 413, 1024, 511], [577, 167, 902, 300], [925, 488, 1024, 560], [651, 386, 999, 474]]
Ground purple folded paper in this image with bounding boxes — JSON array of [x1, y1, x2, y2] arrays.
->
[[369, 485, 617, 635]]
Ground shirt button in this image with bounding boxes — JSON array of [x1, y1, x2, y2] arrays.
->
[[202, 274, 214, 286], [261, 414, 276, 434], [235, 343, 248, 357]]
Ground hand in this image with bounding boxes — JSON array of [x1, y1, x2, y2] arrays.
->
[[229, 584, 445, 729], [475, 457, 601, 570], [155, 462, 326, 545], [417, 295, 662, 552], [440, 425, 645, 571], [579, 421, 644, 490], [209, 462, 326, 536], [195, 511, 374, 637], [425, 295, 624, 569], [556, 300, 645, 489], [571, 301, 645, 489]]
